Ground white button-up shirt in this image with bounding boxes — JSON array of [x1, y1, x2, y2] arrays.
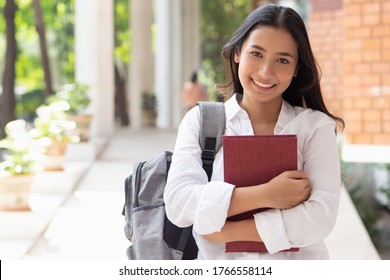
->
[[165, 94, 341, 260]]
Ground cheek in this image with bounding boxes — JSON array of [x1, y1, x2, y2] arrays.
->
[[237, 57, 256, 76], [278, 67, 296, 83]]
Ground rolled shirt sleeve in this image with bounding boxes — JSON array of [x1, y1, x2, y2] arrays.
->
[[254, 112, 341, 253]]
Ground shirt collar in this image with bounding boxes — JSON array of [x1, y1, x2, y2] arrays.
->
[[275, 99, 298, 134], [225, 93, 299, 134], [225, 93, 243, 122]]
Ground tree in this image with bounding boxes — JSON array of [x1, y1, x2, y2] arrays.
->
[[1, 0, 18, 137], [200, 0, 252, 100], [33, 0, 53, 98], [114, 0, 130, 126]]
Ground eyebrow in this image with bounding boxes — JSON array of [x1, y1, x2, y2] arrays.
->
[[250, 44, 295, 58]]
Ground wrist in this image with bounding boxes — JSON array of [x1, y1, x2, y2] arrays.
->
[[255, 183, 271, 208]]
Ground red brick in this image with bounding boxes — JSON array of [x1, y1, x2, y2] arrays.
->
[[362, 39, 381, 50], [347, 120, 363, 133], [344, 39, 362, 51], [346, 27, 371, 38], [345, 3, 362, 15], [362, 2, 381, 14], [345, 14, 362, 27], [362, 50, 381, 62], [363, 110, 382, 121], [345, 75, 362, 87], [345, 51, 362, 63], [355, 98, 372, 109], [362, 74, 380, 86], [362, 14, 381, 26], [351, 133, 372, 145], [382, 74, 390, 84], [382, 50, 390, 61], [383, 12, 390, 24], [383, 122, 390, 133], [344, 109, 362, 121], [372, 62, 390, 74], [352, 63, 371, 74], [372, 97, 390, 109], [372, 26, 390, 36], [383, 110, 390, 120], [363, 121, 381, 133], [372, 134, 390, 145]]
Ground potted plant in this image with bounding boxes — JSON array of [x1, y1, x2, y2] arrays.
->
[[32, 100, 77, 171], [0, 120, 43, 211], [48, 83, 92, 142]]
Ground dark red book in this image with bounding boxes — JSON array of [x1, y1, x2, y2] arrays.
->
[[223, 135, 299, 253]]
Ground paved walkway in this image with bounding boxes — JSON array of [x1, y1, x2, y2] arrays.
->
[[0, 127, 381, 260]]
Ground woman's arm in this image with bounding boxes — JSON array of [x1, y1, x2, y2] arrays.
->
[[227, 170, 311, 217], [203, 171, 311, 243], [203, 219, 262, 243], [255, 122, 342, 252]]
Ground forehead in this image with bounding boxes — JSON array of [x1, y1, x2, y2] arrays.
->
[[244, 26, 298, 56]]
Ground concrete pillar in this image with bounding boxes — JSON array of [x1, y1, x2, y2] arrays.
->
[[154, 0, 201, 128], [129, 0, 154, 128], [75, 0, 114, 138], [154, 0, 172, 128], [181, 0, 201, 119]]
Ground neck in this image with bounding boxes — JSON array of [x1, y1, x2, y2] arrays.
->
[[240, 96, 282, 125]]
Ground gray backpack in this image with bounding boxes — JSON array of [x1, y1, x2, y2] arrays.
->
[[122, 102, 225, 260]]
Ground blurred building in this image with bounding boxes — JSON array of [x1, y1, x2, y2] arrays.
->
[[77, 0, 390, 145]]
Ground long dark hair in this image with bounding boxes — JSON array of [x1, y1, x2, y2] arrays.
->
[[218, 4, 344, 129]]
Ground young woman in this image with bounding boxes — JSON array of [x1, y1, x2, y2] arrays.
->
[[165, 4, 344, 260]]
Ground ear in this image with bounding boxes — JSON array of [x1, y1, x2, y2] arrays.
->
[[294, 65, 299, 77], [234, 51, 240, 64]]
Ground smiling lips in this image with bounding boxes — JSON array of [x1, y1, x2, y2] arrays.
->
[[252, 79, 275, 90]]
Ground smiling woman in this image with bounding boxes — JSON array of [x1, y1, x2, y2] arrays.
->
[[234, 27, 299, 126], [164, 4, 346, 260]]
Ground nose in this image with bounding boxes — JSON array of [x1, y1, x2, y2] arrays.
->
[[258, 60, 274, 79]]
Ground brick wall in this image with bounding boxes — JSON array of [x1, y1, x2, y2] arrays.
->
[[309, 0, 390, 145], [309, 4, 344, 128]]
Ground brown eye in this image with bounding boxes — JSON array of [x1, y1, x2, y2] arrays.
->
[[251, 51, 262, 57], [277, 58, 289, 64]]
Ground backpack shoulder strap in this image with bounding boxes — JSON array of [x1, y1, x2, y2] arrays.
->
[[198, 101, 226, 181]]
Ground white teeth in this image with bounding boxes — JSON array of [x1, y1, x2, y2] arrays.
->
[[254, 80, 274, 88]]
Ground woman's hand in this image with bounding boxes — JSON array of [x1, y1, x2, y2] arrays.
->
[[227, 171, 311, 217], [264, 170, 311, 209]]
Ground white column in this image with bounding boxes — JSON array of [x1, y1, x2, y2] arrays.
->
[[130, 0, 154, 128], [75, 0, 114, 138], [180, 0, 201, 120], [170, 0, 183, 127], [154, 0, 201, 128], [154, 0, 172, 128]]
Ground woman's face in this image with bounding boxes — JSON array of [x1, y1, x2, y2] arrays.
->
[[234, 26, 298, 105]]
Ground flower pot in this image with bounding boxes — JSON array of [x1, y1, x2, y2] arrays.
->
[[142, 109, 157, 126], [42, 141, 68, 171], [0, 174, 34, 211], [67, 114, 93, 142]]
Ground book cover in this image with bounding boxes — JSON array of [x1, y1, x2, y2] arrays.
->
[[223, 135, 299, 253]]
